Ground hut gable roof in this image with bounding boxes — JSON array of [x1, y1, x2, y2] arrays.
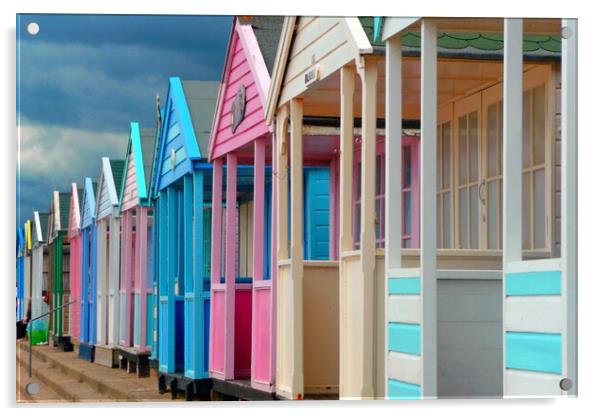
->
[[208, 16, 284, 160], [152, 77, 219, 192], [96, 157, 124, 220], [81, 177, 97, 229], [67, 183, 82, 238], [264, 16, 372, 125], [34, 211, 48, 245]]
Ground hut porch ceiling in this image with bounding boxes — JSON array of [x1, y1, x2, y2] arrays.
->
[[298, 57, 545, 120]]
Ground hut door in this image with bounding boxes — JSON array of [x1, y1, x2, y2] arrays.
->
[[303, 167, 330, 260]]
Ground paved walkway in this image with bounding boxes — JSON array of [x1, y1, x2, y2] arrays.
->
[[17, 341, 178, 403]]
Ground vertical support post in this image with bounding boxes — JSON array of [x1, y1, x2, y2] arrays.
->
[[275, 105, 289, 394], [81, 230, 88, 343], [192, 170, 206, 375], [358, 57, 378, 399], [89, 226, 98, 345], [119, 211, 128, 345], [561, 18, 578, 397], [166, 187, 177, 372], [211, 159, 224, 286], [502, 18, 524, 264], [253, 138, 266, 282], [289, 98, 304, 399], [384, 32, 403, 398], [251, 137, 266, 383], [97, 220, 107, 345], [136, 208, 148, 350], [420, 18, 438, 399], [109, 215, 121, 346], [209, 158, 223, 373], [183, 174, 193, 372], [225, 152, 238, 380], [385, 34, 403, 270], [339, 65, 355, 253], [270, 128, 278, 384], [124, 211, 133, 346], [338, 64, 354, 397], [502, 18, 523, 396]]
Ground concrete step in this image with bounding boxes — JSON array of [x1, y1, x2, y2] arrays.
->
[[16, 344, 112, 402], [16, 344, 63, 403], [18, 342, 175, 402]]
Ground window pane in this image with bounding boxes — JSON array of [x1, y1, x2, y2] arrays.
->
[[523, 90, 532, 169], [534, 168, 546, 249], [459, 116, 468, 185], [403, 191, 411, 236], [443, 122, 451, 189], [522, 172, 531, 249], [488, 180, 499, 249], [469, 111, 479, 182], [403, 146, 412, 188], [487, 103, 498, 177], [533, 85, 546, 166], [470, 185, 479, 248], [437, 194, 442, 247], [459, 188, 468, 248], [443, 191, 452, 249]]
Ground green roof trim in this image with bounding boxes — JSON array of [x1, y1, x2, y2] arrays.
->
[[360, 17, 561, 54]]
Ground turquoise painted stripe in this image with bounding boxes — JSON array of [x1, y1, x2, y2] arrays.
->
[[134, 294, 141, 346], [387, 379, 421, 400], [506, 331, 562, 374], [389, 277, 420, 295], [388, 322, 421, 355], [506, 270, 561, 296]]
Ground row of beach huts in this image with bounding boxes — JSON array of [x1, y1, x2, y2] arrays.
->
[[16, 16, 577, 400]]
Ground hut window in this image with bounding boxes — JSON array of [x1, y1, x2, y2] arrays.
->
[[437, 66, 551, 254]]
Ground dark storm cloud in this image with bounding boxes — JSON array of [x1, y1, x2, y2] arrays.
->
[[16, 14, 232, 224]]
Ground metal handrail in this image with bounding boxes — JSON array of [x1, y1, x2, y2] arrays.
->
[[26, 299, 78, 378]]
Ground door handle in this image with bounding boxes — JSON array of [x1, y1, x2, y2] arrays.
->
[[478, 180, 486, 205]]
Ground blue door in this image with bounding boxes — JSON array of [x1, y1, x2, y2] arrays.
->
[[304, 167, 330, 260]]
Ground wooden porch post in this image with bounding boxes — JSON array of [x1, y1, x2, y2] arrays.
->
[[209, 158, 223, 373], [420, 18, 438, 398], [502, 18, 523, 396], [192, 169, 206, 376], [358, 56, 378, 399], [164, 187, 177, 372], [275, 105, 289, 392], [124, 210, 134, 347], [338, 64, 354, 397], [384, 33, 403, 397], [183, 174, 193, 372], [385, 34, 403, 271], [97, 220, 107, 345], [225, 153, 238, 380], [251, 137, 266, 383], [339, 65, 355, 254], [109, 215, 121, 346], [270, 128, 278, 384], [253, 138, 266, 282], [561, 18, 578, 397], [289, 98, 304, 399], [136, 207, 148, 350]]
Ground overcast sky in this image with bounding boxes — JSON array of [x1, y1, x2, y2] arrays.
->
[[16, 14, 231, 226]]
